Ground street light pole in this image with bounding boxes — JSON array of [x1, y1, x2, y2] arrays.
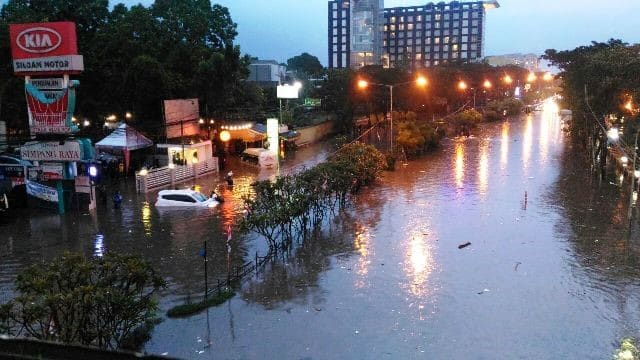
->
[[628, 129, 639, 223], [389, 84, 393, 152]]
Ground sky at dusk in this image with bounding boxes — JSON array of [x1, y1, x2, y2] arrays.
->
[[4, 0, 640, 66], [121, 0, 640, 65]]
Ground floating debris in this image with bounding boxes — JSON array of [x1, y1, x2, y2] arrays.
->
[[458, 242, 471, 249], [477, 288, 490, 295]]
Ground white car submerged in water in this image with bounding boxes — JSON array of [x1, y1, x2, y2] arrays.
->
[[155, 189, 218, 208]]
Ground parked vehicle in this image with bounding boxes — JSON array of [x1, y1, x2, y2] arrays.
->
[[155, 189, 219, 208], [0, 154, 32, 167]]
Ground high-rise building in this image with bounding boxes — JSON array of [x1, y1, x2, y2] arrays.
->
[[328, 0, 499, 69], [328, 0, 384, 69]]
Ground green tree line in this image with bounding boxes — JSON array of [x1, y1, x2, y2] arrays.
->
[[0, 0, 262, 140]]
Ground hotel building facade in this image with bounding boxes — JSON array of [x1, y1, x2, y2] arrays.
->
[[328, 0, 499, 69]]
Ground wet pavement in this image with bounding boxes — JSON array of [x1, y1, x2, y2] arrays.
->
[[2, 103, 640, 359]]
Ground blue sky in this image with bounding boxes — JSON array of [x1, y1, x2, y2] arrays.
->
[[4, 0, 640, 66]]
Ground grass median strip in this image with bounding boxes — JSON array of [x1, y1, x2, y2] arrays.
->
[[167, 289, 235, 318]]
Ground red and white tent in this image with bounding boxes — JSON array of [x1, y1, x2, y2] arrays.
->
[[95, 123, 153, 170]]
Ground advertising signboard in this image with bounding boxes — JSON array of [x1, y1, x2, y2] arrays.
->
[[26, 180, 58, 202], [21, 141, 82, 162], [41, 163, 64, 180], [163, 99, 200, 139], [9, 22, 83, 75], [0, 165, 26, 186]]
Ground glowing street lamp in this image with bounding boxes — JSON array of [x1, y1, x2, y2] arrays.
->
[[357, 76, 428, 152], [483, 80, 492, 89], [527, 72, 537, 83], [543, 72, 553, 82], [458, 80, 468, 91], [503, 75, 513, 85], [607, 127, 620, 141]]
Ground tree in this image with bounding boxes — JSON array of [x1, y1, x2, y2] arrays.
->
[[0, 252, 166, 351], [544, 39, 640, 147], [286, 52, 323, 79]]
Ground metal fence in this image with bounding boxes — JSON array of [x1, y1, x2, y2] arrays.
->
[[135, 157, 219, 193]]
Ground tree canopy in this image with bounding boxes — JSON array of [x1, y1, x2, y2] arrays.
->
[[286, 52, 323, 79], [0, 0, 256, 140], [544, 39, 640, 144], [0, 252, 166, 351]]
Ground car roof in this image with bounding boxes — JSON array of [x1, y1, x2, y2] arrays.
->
[[158, 189, 199, 196]]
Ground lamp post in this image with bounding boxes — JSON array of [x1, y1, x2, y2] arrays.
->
[[625, 99, 639, 222], [358, 76, 427, 153]]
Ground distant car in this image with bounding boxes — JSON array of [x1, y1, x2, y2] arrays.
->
[[0, 155, 32, 167], [155, 189, 218, 208]]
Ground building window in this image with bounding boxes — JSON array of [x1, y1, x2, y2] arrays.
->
[[383, 40, 387, 46], [452, 44, 459, 51], [435, 14, 441, 21], [390, 40, 396, 46], [399, 24, 404, 30], [415, 30, 422, 37], [407, 23, 414, 30], [333, 53, 338, 65], [390, 24, 396, 31], [333, 45, 337, 51], [342, 35, 347, 43], [408, 15, 413, 22], [444, 36, 449, 43], [434, 37, 440, 44], [416, 53, 422, 60], [461, 51, 467, 58], [333, 28, 338, 35], [400, 16, 404, 22], [399, 32, 404, 38], [384, 25, 388, 31], [342, 19, 346, 26], [462, 27, 468, 35], [407, 38, 413, 45], [332, 2, 337, 9], [416, 23, 422, 30], [333, 20, 337, 27], [342, 10, 347, 17], [333, 36, 337, 44], [417, 15, 422, 21], [333, 10, 337, 18], [391, 16, 396, 23]]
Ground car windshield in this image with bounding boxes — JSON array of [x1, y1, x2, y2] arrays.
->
[[192, 192, 208, 202]]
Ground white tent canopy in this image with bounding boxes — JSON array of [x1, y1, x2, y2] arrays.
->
[[95, 123, 153, 151]]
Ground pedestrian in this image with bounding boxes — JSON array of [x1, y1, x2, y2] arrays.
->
[[225, 171, 234, 186], [112, 191, 123, 209]]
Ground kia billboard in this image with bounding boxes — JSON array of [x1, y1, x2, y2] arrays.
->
[[9, 22, 83, 75]]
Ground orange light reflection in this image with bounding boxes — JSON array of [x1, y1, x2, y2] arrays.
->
[[455, 141, 464, 188], [501, 121, 509, 168]]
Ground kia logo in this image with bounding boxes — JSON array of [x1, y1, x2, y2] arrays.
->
[[16, 27, 62, 54]]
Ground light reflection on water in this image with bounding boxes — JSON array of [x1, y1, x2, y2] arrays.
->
[[4, 108, 640, 359], [353, 222, 371, 289], [522, 114, 533, 172], [500, 121, 509, 168], [454, 140, 465, 189]]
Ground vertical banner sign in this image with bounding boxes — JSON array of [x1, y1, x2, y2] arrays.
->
[[266, 118, 279, 158]]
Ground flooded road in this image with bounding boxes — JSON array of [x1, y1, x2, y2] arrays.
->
[[3, 104, 640, 359]]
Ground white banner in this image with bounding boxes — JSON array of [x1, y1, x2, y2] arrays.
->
[[26, 180, 59, 202], [21, 141, 82, 161], [13, 54, 84, 73]]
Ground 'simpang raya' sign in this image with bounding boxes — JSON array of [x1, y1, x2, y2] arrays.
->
[[9, 22, 83, 75]]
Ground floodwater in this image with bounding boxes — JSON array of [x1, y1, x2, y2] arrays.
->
[[2, 102, 640, 359]]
